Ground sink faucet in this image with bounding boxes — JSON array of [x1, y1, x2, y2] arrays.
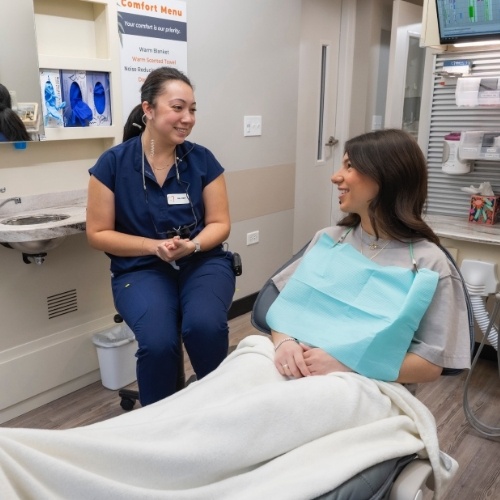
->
[[0, 197, 22, 208]]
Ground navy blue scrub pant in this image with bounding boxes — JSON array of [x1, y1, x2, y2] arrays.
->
[[112, 251, 236, 406]]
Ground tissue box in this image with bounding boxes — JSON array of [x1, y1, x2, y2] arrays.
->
[[469, 195, 500, 225]]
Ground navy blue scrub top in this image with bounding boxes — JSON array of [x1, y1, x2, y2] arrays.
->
[[89, 137, 224, 275]]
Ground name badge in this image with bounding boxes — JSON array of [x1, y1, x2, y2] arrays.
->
[[167, 193, 190, 205]]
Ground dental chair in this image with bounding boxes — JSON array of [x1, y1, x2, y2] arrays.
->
[[250, 242, 475, 500]]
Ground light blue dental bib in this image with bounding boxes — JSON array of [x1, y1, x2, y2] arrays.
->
[[266, 233, 439, 380]]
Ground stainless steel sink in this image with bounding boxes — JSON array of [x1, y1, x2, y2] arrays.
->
[[0, 190, 87, 263], [1, 214, 70, 226], [0, 213, 71, 255], [2, 237, 67, 254]]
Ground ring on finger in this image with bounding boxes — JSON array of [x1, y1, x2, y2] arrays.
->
[[282, 364, 289, 369]]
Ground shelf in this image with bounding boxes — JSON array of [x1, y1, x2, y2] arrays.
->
[[38, 55, 112, 73], [41, 125, 119, 142], [33, 0, 122, 145], [34, 0, 108, 60]]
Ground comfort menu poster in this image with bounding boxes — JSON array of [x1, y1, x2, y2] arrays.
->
[[117, 0, 187, 121]]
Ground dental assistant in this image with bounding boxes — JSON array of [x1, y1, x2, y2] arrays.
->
[[86, 67, 236, 406]]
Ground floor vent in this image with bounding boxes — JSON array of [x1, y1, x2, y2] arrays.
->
[[47, 289, 78, 319]]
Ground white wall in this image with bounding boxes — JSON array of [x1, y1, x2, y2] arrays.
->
[[187, 0, 300, 172], [0, 0, 41, 104]]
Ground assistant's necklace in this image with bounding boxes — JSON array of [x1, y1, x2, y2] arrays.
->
[[360, 226, 391, 260], [147, 138, 175, 171], [141, 135, 179, 192]]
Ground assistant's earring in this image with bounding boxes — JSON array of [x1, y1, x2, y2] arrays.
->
[[141, 113, 147, 126]]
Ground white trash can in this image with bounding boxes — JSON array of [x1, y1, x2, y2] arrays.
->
[[92, 323, 138, 390]]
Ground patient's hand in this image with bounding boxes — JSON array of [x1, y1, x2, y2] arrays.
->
[[301, 345, 353, 376], [274, 340, 310, 378]]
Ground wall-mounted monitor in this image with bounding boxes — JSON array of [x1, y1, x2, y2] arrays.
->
[[435, 0, 500, 45]]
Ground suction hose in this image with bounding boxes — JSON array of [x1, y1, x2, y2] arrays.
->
[[467, 290, 498, 351], [463, 292, 500, 438], [460, 260, 500, 438]]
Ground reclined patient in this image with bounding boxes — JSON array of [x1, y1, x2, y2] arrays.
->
[[0, 130, 470, 500]]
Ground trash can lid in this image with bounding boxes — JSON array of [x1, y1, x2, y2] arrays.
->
[[92, 325, 135, 348]]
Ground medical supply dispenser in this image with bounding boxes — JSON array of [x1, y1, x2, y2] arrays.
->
[[459, 131, 500, 161], [456, 76, 500, 108], [442, 132, 472, 175]]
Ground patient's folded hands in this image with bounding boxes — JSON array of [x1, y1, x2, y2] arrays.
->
[[302, 344, 354, 376], [274, 339, 309, 378], [274, 341, 353, 378]]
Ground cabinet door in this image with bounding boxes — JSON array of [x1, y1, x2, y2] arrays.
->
[[385, 0, 424, 140]]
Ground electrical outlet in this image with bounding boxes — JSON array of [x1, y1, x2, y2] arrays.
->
[[246, 231, 259, 245], [243, 116, 262, 137]]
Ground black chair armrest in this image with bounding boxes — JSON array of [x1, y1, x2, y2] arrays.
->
[[250, 279, 279, 334], [250, 242, 310, 335]]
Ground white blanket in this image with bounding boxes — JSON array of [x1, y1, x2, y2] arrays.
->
[[0, 335, 456, 500]]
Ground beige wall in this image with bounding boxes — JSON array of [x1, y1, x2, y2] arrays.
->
[[0, 0, 301, 422]]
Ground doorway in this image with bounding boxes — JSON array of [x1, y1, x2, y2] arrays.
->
[[293, 0, 343, 251]]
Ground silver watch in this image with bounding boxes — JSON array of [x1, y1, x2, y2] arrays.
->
[[192, 239, 201, 253]]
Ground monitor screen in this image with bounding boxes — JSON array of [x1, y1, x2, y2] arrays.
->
[[435, 0, 500, 45]]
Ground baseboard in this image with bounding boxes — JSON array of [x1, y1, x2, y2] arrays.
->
[[0, 315, 116, 423], [228, 293, 258, 320]]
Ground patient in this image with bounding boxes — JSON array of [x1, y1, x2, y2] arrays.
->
[[0, 129, 470, 500], [268, 128, 471, 383]]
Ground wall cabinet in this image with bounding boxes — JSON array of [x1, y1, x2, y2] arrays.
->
[[34, 0, 122, 142]]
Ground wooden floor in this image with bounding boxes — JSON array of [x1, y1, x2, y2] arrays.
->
[[3, 312, 500, 499]]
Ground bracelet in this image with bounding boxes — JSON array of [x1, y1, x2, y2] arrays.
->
[[274, 337, 297, 351], [140, 237, 146, 256]]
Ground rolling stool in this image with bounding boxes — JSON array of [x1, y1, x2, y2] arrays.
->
[[114, 314, 190, 411]]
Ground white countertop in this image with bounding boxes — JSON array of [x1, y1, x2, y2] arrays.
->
[[0, 192, 498, 246], [425, 214, 500, 246], [0, 190, 86, 243]]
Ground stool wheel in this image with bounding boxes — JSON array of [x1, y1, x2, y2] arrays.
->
[[120, 396, 136, 411]]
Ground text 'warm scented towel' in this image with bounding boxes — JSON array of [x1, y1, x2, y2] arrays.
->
[[266, 233, 439, 380]]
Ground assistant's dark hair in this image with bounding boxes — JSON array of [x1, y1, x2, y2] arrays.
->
[[122, 104, 144, 142], [338, 128, 439, 245], [0, 83, 31, 142], [122, 67, 193, 142]]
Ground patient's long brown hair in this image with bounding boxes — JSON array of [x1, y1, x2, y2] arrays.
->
[[338, 128, 439, 245]]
